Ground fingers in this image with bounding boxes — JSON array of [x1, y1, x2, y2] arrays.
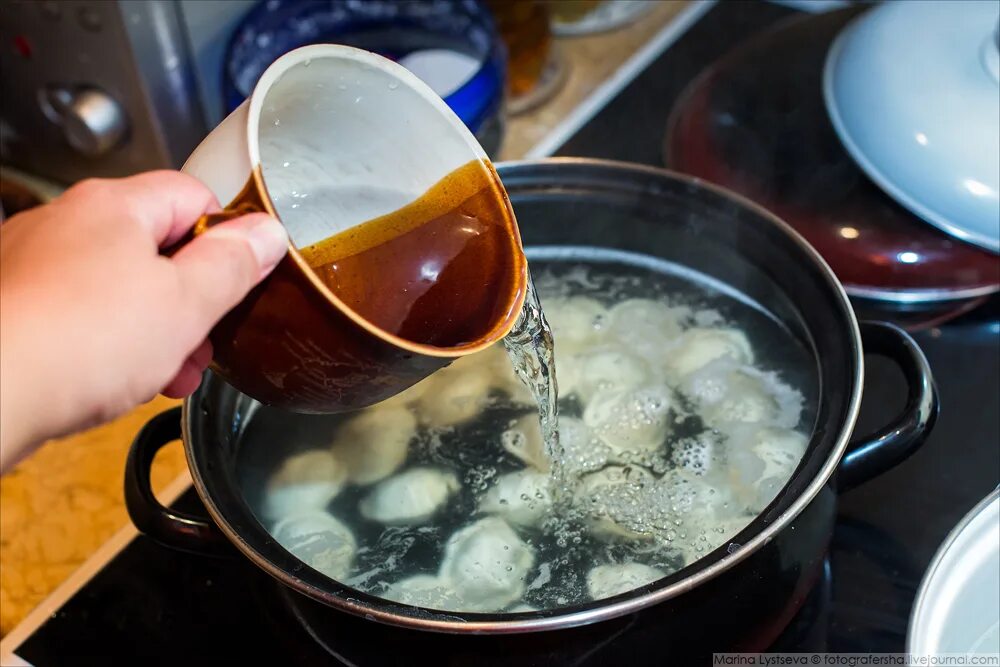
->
[[67, 171, 222, 248], [169, 212, 287, 350], [162, 339, 213, 398]]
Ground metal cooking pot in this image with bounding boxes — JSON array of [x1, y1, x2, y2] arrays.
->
[[125, 159, 937, 652]]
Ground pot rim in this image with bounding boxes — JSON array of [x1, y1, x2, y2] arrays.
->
[[183, 157, 865, 634]]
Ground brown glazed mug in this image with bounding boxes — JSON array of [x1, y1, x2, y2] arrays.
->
[[181, 45, 527, 413]]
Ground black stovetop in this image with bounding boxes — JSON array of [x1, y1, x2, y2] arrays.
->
[[9, 3, 1000, 665]]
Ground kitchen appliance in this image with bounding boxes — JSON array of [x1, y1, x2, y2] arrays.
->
[[0, 0, 510, 182], [0, 0, 256, 183]]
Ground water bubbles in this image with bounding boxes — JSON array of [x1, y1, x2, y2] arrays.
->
[[282, 161, 290, 168], [303, 58, 312, 67], [388, 81, 400, 90], [337, 83, 347, 91], [354, 96, 363, 104], [272, 119, 281, 127]]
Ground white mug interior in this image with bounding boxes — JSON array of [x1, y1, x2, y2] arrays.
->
[[247, 44, 490, 249]]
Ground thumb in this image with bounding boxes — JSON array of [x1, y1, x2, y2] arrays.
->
[[170, 213, 288, 344]]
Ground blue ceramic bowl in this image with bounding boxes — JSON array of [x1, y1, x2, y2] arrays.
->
[[224, 0, 506, 155], [824, 1, 1000, 253]]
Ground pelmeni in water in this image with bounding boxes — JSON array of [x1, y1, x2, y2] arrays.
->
[[244, 261, 815, 614]]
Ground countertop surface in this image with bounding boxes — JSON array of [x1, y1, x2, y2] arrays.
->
[[0, 0, 690, 638]]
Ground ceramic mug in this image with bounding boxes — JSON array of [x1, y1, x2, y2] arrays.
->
[[181, 44, 527, 413]]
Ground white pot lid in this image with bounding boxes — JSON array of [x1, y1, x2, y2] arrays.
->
[[824, 1, 1000, 253], [909, 488, 1000, 655]]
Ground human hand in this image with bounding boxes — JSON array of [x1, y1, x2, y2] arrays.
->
[[0, 171, 287, 471]]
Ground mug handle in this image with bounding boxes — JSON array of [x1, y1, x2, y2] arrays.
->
[[162, 175, 265, 256], [124, 406, 233, 556], [837, 321, 939, 492]]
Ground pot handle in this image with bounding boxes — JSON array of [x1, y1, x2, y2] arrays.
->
[[124, 406, 232, 556], [838, 321, 938, 491]]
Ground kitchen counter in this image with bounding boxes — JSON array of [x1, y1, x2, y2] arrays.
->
[[0, 0, 690, 638]]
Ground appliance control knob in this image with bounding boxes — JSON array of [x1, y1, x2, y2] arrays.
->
[[46, 88, 128, 157]]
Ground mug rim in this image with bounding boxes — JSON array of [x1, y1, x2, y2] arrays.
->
[[243, 43, 527, 358]]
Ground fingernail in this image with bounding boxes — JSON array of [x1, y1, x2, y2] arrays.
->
[[246, 215, 288, 276]]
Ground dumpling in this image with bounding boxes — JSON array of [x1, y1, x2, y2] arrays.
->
[[669, 432, 721, 478], [676, 357, 734, 405], [664, 328, 752, 378], [576, 465, 656, 540], [748, 428, 807, 513], [359, 467, 460, 525], [271, 510, 356, 580], [702, 371, 779, 427], [586, 562, 664, 600], [752, 428, 807, 480], [574, 345, 651, 402], [501, 415, 609, 476], [478, 343, 532, 404], [654, 468, 739, 525], [378, 375, 432, 409], [607, 298, 688, 363], [583, 385, 673, 458], [552, 356, 581, 401], [560, 416, 612, 476], [478, 470, 552, 527], [678, 362, 781, 428], [261, 449, 347, 522], [440, 517, 535, 612], [330, 406, 416, 485], [501, 413, 549, 471], [542, 296, 609, 345], [414, 359, 493, 427], [382, 574, 458, 610], [577, 464, 655, 494], [676, 514, 754, 567]]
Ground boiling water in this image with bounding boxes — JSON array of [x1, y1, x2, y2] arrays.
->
[[237, 253, 818, 614]]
